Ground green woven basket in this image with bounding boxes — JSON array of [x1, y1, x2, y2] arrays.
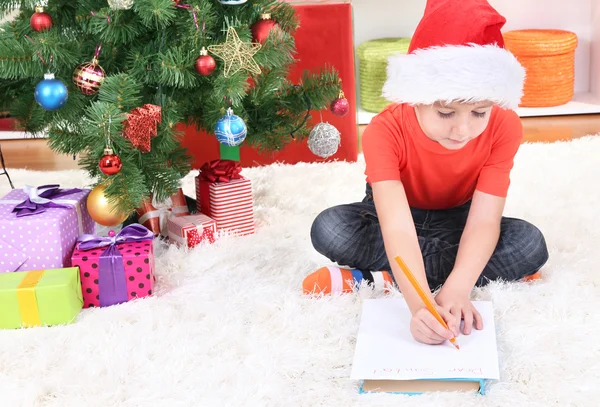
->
[[357, 38, 411, 113]]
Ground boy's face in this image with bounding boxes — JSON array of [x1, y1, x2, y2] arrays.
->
[[414, 101, 494, 150]]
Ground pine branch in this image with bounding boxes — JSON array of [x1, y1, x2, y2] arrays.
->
[[253, 28, 295, 70], [267, 1, 299, 33], [88, 8, 141, 45], [157, 47, 200, 89], [0, 0, 347, 212], [8, 90, 48, 135], [134, 0, 177, 30], [97, 74, 143, 111]]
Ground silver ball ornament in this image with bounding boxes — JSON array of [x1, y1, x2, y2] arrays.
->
[[308, 122, 341, 159], [108, 0, 134, 10]]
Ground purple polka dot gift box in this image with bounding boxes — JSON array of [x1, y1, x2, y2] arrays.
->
[[71, 224, 156, 309], [0, 185, 96, 274]]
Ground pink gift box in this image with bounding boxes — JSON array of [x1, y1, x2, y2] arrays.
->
[[71, 234, 155, 309], [168, 213, 217, 248], [0, 187, 95, 273]]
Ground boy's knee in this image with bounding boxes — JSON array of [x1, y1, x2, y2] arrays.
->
[[480, 219, 549, 285], [310, 208, 339, 256], [517, 221, 549, 274], [310, 206, 359, 262]]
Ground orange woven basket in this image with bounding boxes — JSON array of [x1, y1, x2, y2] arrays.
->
[[503, 29, 578, 107]]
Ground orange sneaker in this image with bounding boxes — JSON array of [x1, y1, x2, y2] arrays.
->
[[522, 271, 542, 282], [303, 266, 394, 295]]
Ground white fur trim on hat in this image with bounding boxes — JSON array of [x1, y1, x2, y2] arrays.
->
[[382, 44, 526, 109]]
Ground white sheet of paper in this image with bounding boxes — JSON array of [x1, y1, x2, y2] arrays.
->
[[350, 299, 500, 381]]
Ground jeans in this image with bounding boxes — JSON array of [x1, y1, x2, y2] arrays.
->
[[310, 184, 549, 291]]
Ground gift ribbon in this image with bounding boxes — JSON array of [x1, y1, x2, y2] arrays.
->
[[137, 190, 189, 236], [0, 185, 85, 234], [198, 160, 243, 183], [77, 225, 153, 307], [16, 270, 45, 327], [138, 195, 174, 237]]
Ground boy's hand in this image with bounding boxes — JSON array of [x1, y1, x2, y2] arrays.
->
[[435, 288, 483, 335], [410, 306, 459, 345]]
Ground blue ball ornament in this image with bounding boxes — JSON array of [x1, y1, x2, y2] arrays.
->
[[214, 107, 247, 147], [34, 73, 68, 111]]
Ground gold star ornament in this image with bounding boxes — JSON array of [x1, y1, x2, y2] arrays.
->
[[208, 27, 262, 78]]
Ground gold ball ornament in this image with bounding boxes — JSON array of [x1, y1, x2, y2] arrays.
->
[[87, 184, 129, 226]]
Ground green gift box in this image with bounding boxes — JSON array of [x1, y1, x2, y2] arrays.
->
[[0, 267, 83, 329]]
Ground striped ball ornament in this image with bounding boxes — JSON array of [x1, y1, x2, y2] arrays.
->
[[73, 58, 105, 95]]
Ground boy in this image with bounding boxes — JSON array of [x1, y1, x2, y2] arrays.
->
[[305, 0, 549, 345]]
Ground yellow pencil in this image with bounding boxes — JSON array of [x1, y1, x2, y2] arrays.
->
[[394, 255, 460, 350]]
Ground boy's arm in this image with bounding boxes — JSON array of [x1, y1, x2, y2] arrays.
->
[[373, 180, 459, 343], [435, 191, 506, 335], [363, 107, 457, 344], [441, 190, 505, 293], [436, 191, 504, 334], [371, 180, 430, 314]]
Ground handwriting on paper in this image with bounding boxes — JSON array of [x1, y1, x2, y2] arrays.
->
[[350, 299, 500, 381]]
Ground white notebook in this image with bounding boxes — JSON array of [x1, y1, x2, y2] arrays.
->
[[351, 299, 500, 394]]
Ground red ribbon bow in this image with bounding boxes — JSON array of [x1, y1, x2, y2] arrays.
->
[[122, 104, 162, 153], [199, 159, 243, 183]]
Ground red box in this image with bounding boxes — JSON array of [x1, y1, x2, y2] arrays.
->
[[168, 214, 217, 248], [178, 2, 357, 168], [0, 117, 19, 131], [195, 176, 255, 236]]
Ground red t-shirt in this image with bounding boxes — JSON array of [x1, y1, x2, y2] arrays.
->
[[362, 103, 523, 209]]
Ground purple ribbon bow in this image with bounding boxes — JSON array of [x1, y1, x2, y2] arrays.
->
[[77, 224, 154, 307], [12, 184, 82, 217]]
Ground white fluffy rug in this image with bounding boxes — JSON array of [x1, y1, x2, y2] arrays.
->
[[1, 137, 600, 407]]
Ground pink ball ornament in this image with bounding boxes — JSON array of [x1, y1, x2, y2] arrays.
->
[[330, 90, 350, 117]]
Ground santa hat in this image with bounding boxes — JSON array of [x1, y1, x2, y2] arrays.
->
[[382, 0, 526, 109]]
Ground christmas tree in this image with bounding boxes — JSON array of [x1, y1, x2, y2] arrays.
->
[[0, 0, 342, 224]]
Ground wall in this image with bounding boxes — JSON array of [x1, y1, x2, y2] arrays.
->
[[352, 0, 594, 101], [591, 0, 600, 97]]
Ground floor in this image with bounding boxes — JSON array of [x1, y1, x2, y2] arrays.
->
[[1, 137, 599, 406], [1, 114, 599, 171]]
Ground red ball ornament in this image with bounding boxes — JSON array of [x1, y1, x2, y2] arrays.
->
[[195, 47, 216, 76], [99, 147, 122, 175], [330, 90, 350, 117], [251, 13, 279, 44], [30, 6, 53, 32]]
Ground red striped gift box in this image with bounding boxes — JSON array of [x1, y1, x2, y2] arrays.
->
[[167, 214, 217, 248], [195, 176, 255, 236]]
